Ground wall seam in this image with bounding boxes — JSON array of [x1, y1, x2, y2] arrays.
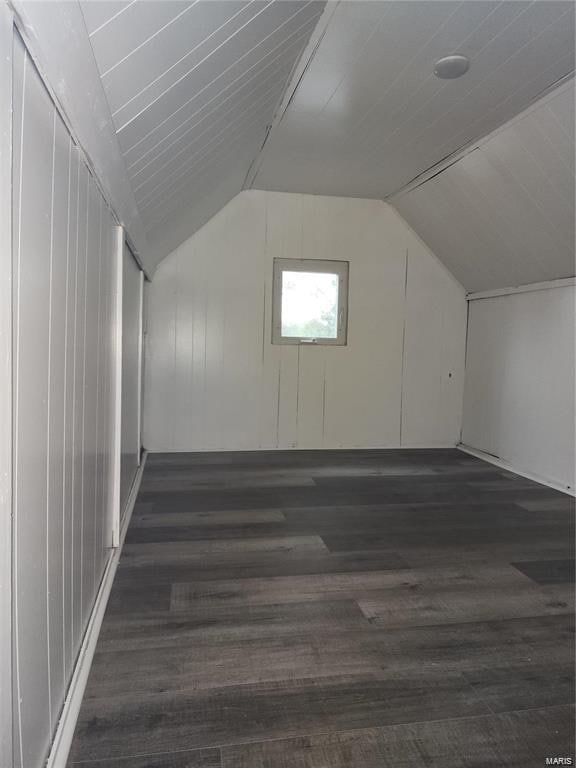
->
[[61, 134, 71, 683], [13, 43, 28, 768], [459, 298, 471, 445], [79, 169, 89, 629], [93, 196, 103, 590], [45, 104, 56, 734]]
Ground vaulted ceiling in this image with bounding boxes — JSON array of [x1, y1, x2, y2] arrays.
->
[[81, 0, 325, 259], [253, 0, 575, 199], [79, 0, 575, 284]]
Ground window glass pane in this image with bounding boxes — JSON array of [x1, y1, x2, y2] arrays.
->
[[281, 271, 339, 338]]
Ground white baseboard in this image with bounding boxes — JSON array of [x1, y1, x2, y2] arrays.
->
[[457, 444, 575, 497], [46, 452, 148, 768], [144, 443, 461, 453]]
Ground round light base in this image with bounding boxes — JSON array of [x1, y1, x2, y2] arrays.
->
[[434, 54, 470, 79]]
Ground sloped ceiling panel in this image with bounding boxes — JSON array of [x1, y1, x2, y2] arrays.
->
[[393, 81, 575, 292], [82, 0, 325, 267], [252, 1, 575, 201]]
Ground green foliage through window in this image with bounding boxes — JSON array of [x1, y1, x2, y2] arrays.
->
[[281, 271, 338, 338]]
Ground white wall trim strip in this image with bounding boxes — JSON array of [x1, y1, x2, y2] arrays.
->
[[0, 5, 14, 767], [458, 443, 575, 497], [136, 270, 144, 463], [145, 443, 460, 454], [110, 228, 124, 548], [467, 277, 576, 301], [45, 452, 147, 768]]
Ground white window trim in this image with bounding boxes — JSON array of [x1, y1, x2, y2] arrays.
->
[[272, 258, 349, 346]]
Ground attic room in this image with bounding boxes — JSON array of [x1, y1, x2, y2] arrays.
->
[[0, 1, 574, 767]]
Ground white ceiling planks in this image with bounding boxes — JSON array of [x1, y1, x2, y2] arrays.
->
[[393, 81, 575, 292], [82, 0, 325, 266], [79, 0, 575, 282], [252, 1, 575, 201]]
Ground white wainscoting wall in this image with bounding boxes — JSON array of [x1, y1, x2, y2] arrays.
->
[[462, 284, 576, 492], [144, 190, 466, 451], [12, 31, 119, 768]]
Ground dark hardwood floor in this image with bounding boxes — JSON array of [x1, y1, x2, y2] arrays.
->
[[68, 449, 575, 767]]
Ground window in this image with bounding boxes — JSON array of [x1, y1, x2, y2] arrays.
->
[[272, 258, 349, 345]]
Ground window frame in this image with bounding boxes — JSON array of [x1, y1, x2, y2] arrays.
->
[[271, 258, 349, 346]]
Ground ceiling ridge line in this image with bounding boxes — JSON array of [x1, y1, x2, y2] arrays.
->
[[424, 55, 575, 171], [244, 0, 340, 191], [386, 73, 575, 203]]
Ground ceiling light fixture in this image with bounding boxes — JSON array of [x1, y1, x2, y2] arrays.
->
[[434, 54, 470, 79]]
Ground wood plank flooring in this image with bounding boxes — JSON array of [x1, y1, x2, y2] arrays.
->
[[68, 449, 575, 767]]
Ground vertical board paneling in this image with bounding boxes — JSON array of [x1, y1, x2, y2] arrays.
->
[[12, 31, 121, 768], [13, 35, 52, 766], [82, 180, 99, 627], [120, 245, 143, 513], [100, 206, 115, 557], [46, 109, 70, 719], [297, 346, 326, 448], [0, 7, 13, 767], [144, 253, 178, 449], [93, 194, 104, 583], [144, 191, 467, 451], [402, 235, 467, 447], [72, 160, 87, 656], [63, 135, 78, 674], [173, 249, 195, 451], [462, 286, 576, 490]]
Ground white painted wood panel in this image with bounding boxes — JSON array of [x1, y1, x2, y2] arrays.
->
[[393, 82, 575, 291], [120, 245, 143, 514], [254, 1, 574, 206], [462, 285, 576, 491], [78, 0, 323, 267], [143, 191, 467, 451], [401, 229, 467, 447], [11, 32, 120, 768], [13, 36, 53, 765], [12, 0, 149, 267]]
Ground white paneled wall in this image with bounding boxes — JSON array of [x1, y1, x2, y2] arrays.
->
[[462, 285, 576, 491], [12, 33, 118, 768], [0, 6, 14, 767], [144, 191, 466, 451], [120, 245, 143, 515]]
